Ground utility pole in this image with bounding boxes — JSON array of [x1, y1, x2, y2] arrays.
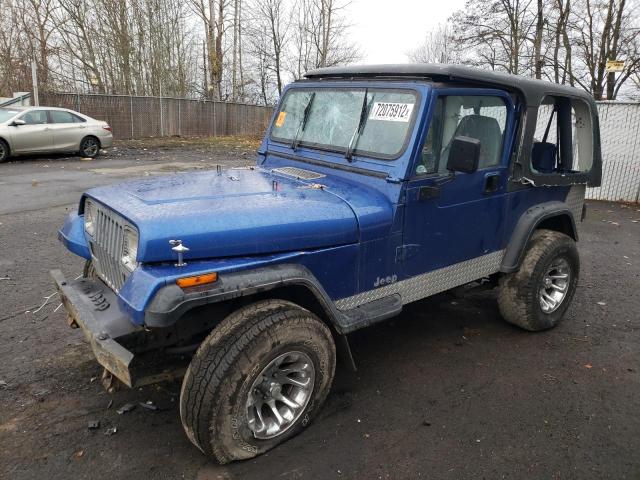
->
[[31, 61, 39, 106], [159, 81, 164, 137]]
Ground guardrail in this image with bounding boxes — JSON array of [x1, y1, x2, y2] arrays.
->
[[0, 93, 31, 108]]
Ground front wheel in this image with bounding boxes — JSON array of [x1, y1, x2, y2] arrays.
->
[[79, 136, 100, 158], [498, 229, 579, 331], [179, 299, 336, 464]]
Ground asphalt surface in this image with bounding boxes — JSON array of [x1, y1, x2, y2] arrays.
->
[[0, 140, 639, 480]]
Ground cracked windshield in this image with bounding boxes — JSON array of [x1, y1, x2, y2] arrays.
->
[[271, 89, 418, 159]]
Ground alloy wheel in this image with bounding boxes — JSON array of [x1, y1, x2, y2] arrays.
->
[[539, 257, 571, 313], [246, 351, 315, 440]]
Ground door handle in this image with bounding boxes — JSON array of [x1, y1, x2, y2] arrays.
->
[[484, 173, 501, 193]]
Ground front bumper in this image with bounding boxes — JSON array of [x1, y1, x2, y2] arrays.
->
[[51, 269, 141, 386]]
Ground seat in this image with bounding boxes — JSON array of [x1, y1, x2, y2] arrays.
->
[[531, 142, 557, 173], [450, 115, 503, 168]]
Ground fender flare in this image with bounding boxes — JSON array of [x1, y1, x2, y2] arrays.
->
[[500, 201, 577, 273], [144, 263, 349, 332]]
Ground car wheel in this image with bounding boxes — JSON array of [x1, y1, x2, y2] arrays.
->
[[0, 139, 10, 163], [79, 136, 100, 158], [180, 299, 336, 464], [498, 229, 579, 331]]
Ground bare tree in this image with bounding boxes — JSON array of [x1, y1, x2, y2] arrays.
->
[[532, 0, 544, 78], [0, 0, 362, 101], [571, 0, 640, 99], [546, 0, 573, 84], [445, 0, 639, 99], [450, 0, 538, 75], [0, 1, 33, 93], [191, 0, 226, 99], [245, 0, 289, 95], [407, 24, 457, 64]]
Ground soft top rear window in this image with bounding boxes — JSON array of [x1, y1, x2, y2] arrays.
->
[[270, 88, 418, 159]]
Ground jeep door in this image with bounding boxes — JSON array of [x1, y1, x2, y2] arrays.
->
[[10, 110, 54, 153], [401, 90, 516, 277]]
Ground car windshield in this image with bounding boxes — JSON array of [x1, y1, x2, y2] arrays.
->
[[270, 88, 418, 159], [0, 109, 20, 123]]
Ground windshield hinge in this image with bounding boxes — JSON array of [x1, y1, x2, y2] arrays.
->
[[386, 175, 402, 184]]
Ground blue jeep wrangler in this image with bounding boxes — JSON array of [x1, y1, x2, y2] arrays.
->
[[52, 64, 602, 463]]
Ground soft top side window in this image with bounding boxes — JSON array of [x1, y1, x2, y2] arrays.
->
[[531, 96, 594, 176]]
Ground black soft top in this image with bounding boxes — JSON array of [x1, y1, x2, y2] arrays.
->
[[305, 63, 601, 188], [304, 64, 594, 107]]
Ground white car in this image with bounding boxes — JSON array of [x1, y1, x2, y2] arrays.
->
[[0, 106, 113, 162]]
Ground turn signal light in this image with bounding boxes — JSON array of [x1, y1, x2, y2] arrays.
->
[[176, 272, 218, 288]]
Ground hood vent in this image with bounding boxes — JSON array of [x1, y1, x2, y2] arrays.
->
[[272, 166, 325, 180]]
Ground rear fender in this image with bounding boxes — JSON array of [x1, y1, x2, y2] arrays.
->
[[501, 201, 577, 273]]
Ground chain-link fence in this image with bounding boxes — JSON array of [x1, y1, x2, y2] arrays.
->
[[40, 92, 273, 139], [587, 102, 640, 203]]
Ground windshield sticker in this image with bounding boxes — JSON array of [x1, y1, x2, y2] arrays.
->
[[275, 111, 287, 128], [369, 102, 414, 122]]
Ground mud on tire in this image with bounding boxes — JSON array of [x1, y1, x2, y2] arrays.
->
[[498, 229, 579, 331], [179, 299, 336, 464]]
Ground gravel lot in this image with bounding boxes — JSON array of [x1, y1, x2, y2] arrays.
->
[[0, 138, 639, 480]]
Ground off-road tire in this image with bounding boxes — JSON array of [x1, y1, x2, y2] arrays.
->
[[0, 139, 10, 163], [179, 299, 336, 464], [498, 229, 579, 331]]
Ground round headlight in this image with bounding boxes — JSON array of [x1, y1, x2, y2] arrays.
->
[[84, 200, 96, 236]]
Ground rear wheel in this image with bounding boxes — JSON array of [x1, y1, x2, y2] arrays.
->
[[79, 136, 100, 158], [0, 139, 10, 163], [498, 229, 579, 331], [180, 299, 336, 464]]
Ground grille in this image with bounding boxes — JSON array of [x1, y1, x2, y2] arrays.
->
[[272, 166, 325, 180], [88, 202, 130, 292]]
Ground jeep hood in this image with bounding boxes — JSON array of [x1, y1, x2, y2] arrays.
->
[[85, 168, 362, 263]]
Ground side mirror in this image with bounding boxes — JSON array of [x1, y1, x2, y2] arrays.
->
[[446, 136, 480, 174], [11, 119, 26, 126]]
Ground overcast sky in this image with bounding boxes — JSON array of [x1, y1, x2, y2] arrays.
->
[[344, 0, 468, 64]]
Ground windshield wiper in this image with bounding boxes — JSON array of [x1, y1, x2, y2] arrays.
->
[[291, 92, 316, 151], [345, 89, 373, 162]]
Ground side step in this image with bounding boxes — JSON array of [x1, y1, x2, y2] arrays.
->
[[340, 294, 402, 334]]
